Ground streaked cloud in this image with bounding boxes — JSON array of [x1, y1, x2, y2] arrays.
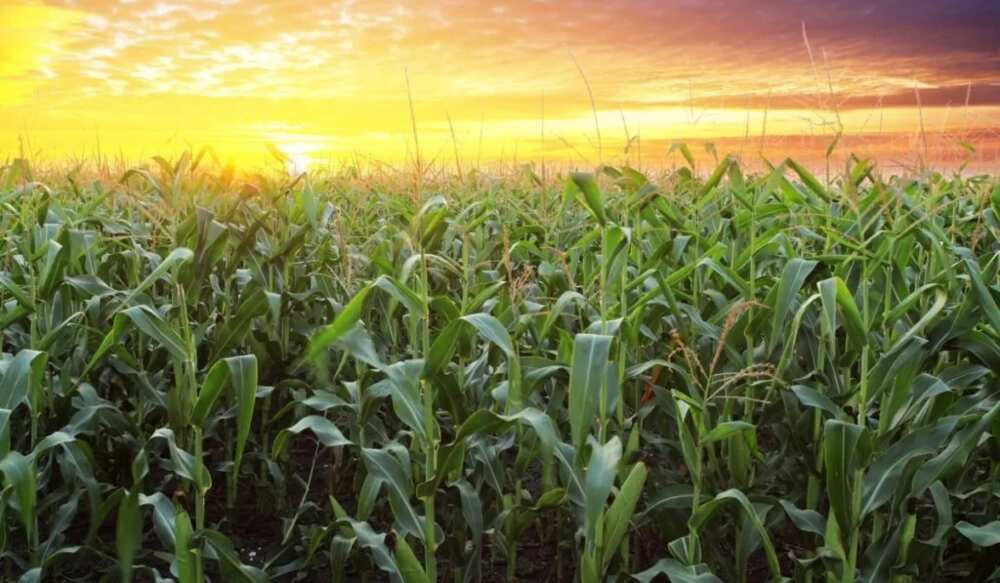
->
[[2, 0, 998, 164], [0, 2, 88, 106]]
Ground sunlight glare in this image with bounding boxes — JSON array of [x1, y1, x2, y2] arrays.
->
[[278, 141, 321, 174]]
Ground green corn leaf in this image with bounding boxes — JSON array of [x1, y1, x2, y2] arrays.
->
[[200, 529, 269, 582], [883, 283, 941, 326], [30, 431, 75, 460], [701, 421, 755, 444], [357, 474, 383, 521], [0, 304, 32, 331], [148, 428, 211, 491], [361, 448, 424, 540], [955, 521, 1000, 547], [209, 288, 269, 361], [0, 409, 10, 459], [120, 305, 190, 361], [668, 143, 696, 170], [861, 525, 902, 583], [0, 273, 34, 311], [769, 258, 818, 354], [426, 320, 462, 375], [583, 436, 622, 549], [884, 287, 946, 354], [775, 294, 822, 378], [0, 349, 47, 411], [342, 519, 399, 578], [672, 392, 702, 484], [121, 167, 164, 195], [447, 407, 559, 451], [417, 407, 560, 498], [689, 489, 782, 581], [632, 559, 722, 583], [308, 284, 374, 363], [455, 480, 484, 541], [637, 485, 698, 518], [275, 416, 352, 455], [40, 490, 81, 563], [695, 155, 732, 204], [956, 248, 1000, 334], [862, 420, 955, 517], [924, 481, 953, 546], [228, 355, 258, 478], [123, 247, 193, 306], [116, 488, 142, 583], [540, 291, 587, 341], [393, 534, 430, 583], [82, 310, 129, 375], [571, 172, 606, 225], [63, 273, 117, 297], [823, 420, 870, 537], [818, 277, 866, 350], [461, 313, 514, 358], [910, 399, 1000, 496], [336, 324, 385, 369], [138, 493, 178, 549], [601, 461, 648, 572], [779, 499, 826, 537], [190, 358, 233, 427], [569, 334, 613, 449], [790, 385, 847, 420], [38, 232, 71, 298], [34, 311, 83, 352], [373, 275, 426, 315], [581, 551, 601, 583], [786, 158, 831, 201], [0, 451, 36, 546], [384, 359, 430, 444]]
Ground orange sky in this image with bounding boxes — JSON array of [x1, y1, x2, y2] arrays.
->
[[2, 0, 999, 169]]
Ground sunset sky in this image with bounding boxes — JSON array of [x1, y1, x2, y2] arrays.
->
[[2, 0, 999, 168]]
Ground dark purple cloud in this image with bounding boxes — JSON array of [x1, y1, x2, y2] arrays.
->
[[610, 0, 1000, 58]]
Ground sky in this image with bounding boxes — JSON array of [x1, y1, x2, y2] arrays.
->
[[2, 0, 1000, 169]]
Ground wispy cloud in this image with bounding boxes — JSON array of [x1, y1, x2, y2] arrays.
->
[[3, 0, 999, 162]]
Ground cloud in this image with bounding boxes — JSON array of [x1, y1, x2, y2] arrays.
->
[[4, 0, 999, 162], [0, 1, 88, 106], [20, 0, 1000, 104], [618, 83, 1000, 112]]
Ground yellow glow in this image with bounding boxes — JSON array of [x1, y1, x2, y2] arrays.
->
[[2, 0, 998, 168], [278, 141, 323, 174], [0, 2, 87, 107]]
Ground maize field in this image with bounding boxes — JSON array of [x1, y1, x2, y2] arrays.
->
[[1, 153, 999, 582]]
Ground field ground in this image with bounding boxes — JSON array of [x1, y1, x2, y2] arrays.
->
[[1, 153, 999, 582]]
